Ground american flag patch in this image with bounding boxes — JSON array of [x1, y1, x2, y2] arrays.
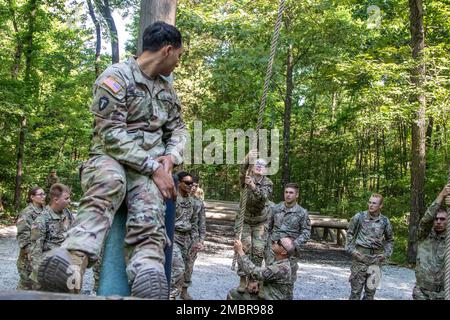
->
[[102, 76, 122, 93]]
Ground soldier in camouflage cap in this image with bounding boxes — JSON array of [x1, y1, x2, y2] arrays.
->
[[227, 238, 293, 300], [267, 183, 310, 299], [345, 193, 393, 300], [413, 183, 449, 300], [30, 184, 74, 289], [235, 149, 273, 293], [37, 21, 187, 299], [179, 175, 206, 300], [170, 172, 200, 300], [16, 187, 46, 290]]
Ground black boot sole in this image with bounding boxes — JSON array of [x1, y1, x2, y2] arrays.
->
[[37, 248, 75, 293], [131, 266, 169, 299]]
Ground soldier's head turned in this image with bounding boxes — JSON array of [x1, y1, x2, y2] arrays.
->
[[433, 208, 448, 234], [142, 21, 183, 76], [284, 183, 299, 205], [177, 171, 193, 195], [50, 169, 57, 176], [191, 175, 199, 194], [272, 237, 295, 258], [368, 193, 383, 216], [49, 183, 71, 213]]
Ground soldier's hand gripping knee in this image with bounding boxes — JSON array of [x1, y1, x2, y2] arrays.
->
[[152, 165, 177, 200]]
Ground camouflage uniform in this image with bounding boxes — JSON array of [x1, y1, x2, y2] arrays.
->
[[45, 175, 59, 194], [413, 200, 446, 300], [30, 205, 74, 285], [345, 211, 393, 300], [228, 255, 291, 300], [54, 57, 187, 293], [170, 194, 199, 299], [235, 160, 273, 276], [183, 195, 206, 290], [267, 202, 311, 299], [16, 204, 43, 290]]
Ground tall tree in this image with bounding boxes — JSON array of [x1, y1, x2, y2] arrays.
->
[[407, 0, 426, 264], [87, 0, 102, 76], [95, 0, 119, 63], [136, 0, 177, 55]]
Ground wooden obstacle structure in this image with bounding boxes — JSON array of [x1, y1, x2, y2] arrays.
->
[[204, 200, 349, 246]]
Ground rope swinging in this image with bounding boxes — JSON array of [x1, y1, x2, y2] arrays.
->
[[231, 0, 286, 271]]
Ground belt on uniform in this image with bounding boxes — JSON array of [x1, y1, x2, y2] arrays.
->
[[356, 245, 383, 255]]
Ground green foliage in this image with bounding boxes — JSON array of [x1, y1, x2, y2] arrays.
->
[[0, 0, 449, 265]]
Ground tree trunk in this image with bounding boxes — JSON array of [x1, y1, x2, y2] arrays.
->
[[281, 44, 294, 199], [8, 0, 23, 78], [137, 0, 177, 56], [425, 115, 433, 150], [407, 0, 426, 264], [14, 117, 26, 211], [14, 0, 37, 212], [87, 0, 102, 76], [96, 0, 119, 63]]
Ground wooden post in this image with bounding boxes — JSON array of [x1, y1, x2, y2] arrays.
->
[[136, 0, 177, 56]]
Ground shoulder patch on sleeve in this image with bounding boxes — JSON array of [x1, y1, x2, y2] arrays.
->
[[102, 76, 123, 94], [262, 268, 273, 279]]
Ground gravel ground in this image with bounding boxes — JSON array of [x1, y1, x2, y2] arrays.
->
[[0, 226, 415, 300]]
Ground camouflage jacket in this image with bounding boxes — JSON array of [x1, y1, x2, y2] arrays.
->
[[345, 211, 393, 258], [268, 202, 311, 254], [16, 204, 44, 250], [30, 206, 74, 267], [192, 196, 206, 242], [89, 57, 188, 174], [45, 175, 59, 189], [238, 255, 291, 300], [175, 195, 199, 242], [239, 161, 273, 224], [415, 200, 446, 291]]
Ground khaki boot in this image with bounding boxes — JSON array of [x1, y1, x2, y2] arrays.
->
[[37, 248, 88, 293], [237, 276, 247, 293], [180, 287, 193, 300]]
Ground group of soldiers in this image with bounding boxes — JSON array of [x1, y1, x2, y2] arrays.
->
[[13, 21, 449, 300]]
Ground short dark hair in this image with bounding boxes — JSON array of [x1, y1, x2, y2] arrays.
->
[[177, 171, 192, 182], [49, 183, 70, 202], [284, 183, 299, 192], [192, 175, 199, 183], [142, 21, 182, 52], [27, 187, 43, 203]]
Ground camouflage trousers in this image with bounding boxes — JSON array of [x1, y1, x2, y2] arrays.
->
[[238, 222, 267, 277], [227, 288, 260, 300], [62, 155, 167, 286], [412, 285, 445, 300], [349, 256, 382, 300], [170, 231, 195, 298], [16, 247, 33, 290]]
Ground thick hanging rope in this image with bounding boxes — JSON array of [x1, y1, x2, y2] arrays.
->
[[445, 167, 450, 300], [231, 0, 286, 270]]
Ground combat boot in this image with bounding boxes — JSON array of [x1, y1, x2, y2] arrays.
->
[[131, 264, 169, 299], [37, 248, 88, 293], [180, 287, 193, 300], [237, 276, 247, 293]]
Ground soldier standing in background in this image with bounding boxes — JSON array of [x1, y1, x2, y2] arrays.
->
[[345, 193, 394, 300], [30, 184, 74, 289], [179, 175, 206, 300], [413, 183, 449, 300], [170, 172, 200, 300], [267, 183, 310, 299], [45, 169, 59, 194], [16, 187, 46, 290]]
